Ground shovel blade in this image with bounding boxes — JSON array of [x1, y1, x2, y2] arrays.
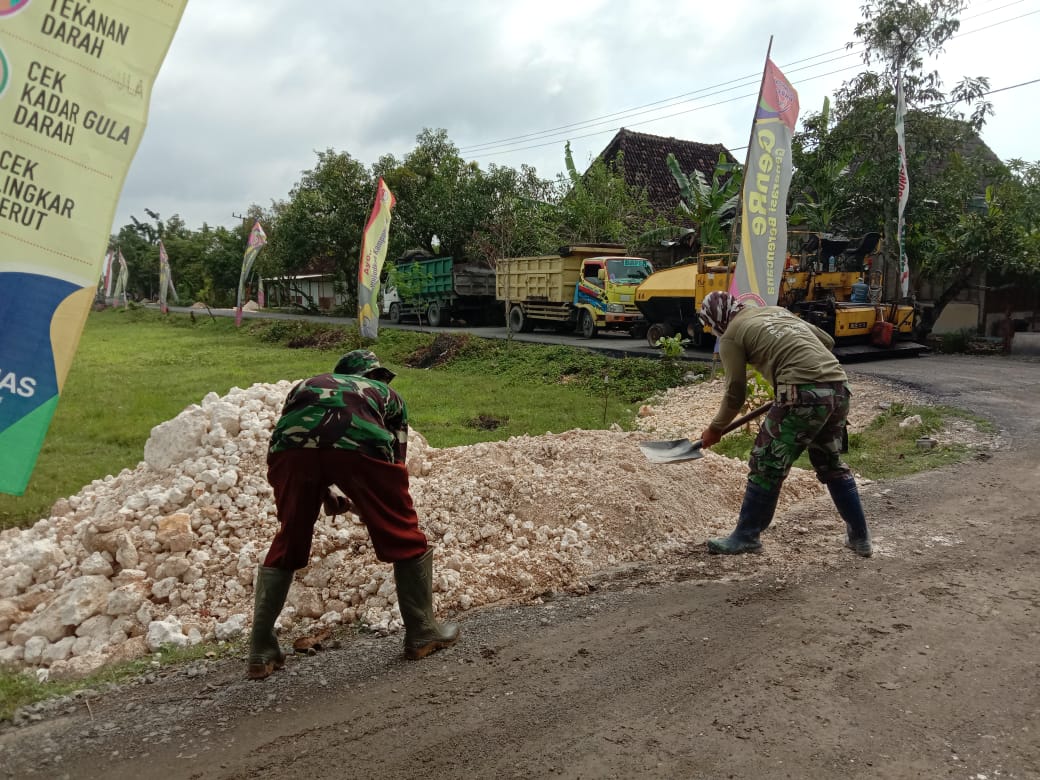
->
[[638, 438, 704, 464]]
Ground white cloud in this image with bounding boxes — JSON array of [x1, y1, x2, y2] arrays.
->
[[114, 0, 1040, 230]]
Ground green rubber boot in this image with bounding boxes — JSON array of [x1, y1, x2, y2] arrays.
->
[[827, 476, 873, 557], [707, 482, 780, 554], [247, 566, 293, 680], [393, 549, 461, 660]]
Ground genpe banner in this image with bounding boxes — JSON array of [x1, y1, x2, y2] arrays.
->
[[729, 57, 799, 308], [0, 0, 188, 495]]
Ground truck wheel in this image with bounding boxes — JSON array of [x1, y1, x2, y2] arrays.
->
[[580, 310, 598, 339], [646, 322, 675, 347], [685, 322, 706, 347], [508, 305, 534, 333], [630, 323, 649, 340], [427, 301, 443, 327], [389, 303, 401, 324]]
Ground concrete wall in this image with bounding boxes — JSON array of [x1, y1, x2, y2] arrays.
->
[[1010, 332, 1040, 357], [931, 302, 979, 334]]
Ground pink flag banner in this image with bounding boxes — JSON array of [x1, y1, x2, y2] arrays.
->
[[729, 57, 800, 307], [103, 250, 114, 298], [357, 179, 396, 340], [158, 241, 177, 314], [113, 250, 129, 308], [236, 221, 267, 326]]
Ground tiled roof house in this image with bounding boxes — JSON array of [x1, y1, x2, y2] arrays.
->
[[594, 128, 737, 217]]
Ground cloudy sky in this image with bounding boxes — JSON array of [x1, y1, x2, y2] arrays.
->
[[114, 0, 1039, 231]]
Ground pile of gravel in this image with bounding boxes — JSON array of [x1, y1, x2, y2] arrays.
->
[[3, 375, 923, 680]]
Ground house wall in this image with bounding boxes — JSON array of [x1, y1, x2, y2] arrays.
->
[[983, 272, 1040, 334], [261, 276, 347, 310], [930, 302, 979, 334]]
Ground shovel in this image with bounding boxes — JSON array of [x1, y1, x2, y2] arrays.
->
[[639, 402, 773, 464]]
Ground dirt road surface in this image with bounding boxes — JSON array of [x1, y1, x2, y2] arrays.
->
[[2, 354, 1038, 780]]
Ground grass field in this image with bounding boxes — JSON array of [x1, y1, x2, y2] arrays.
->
[[0, 307, 690, 529]]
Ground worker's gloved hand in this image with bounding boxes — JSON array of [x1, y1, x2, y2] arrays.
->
[[323, 490, 353, 516], [700, 427, 722, 449]]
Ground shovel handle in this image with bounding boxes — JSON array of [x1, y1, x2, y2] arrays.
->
[[698, 402, 773, 447]]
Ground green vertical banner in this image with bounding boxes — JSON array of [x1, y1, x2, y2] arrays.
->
[[0, 0, 189, 495]]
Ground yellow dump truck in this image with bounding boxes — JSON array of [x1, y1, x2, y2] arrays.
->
[[496, 244, 653, 338]]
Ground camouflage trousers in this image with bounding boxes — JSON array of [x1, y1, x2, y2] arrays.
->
[[748, 381, 852, 493]]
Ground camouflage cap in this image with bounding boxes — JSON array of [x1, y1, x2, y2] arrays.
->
[[333, 349, 396, 382]]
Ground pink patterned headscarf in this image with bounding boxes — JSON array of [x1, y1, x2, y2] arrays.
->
[[699, 291, 746, 336]]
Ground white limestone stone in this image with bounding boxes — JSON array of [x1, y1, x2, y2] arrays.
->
[[79, 552, 114, 577], [24, 636, 49, 664], [144, 408, 208, 471], [41, 636, 76, 664], [145, 616, 189, 651]]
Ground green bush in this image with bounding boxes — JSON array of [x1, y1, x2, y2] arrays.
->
[[937, 328, 975, 354]]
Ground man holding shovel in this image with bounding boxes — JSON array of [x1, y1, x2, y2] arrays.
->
[[697, 291, 873, 557], [248, 349, 460, 679]]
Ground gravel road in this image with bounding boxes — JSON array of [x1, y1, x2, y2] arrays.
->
[[1, 352, 1038, 780]]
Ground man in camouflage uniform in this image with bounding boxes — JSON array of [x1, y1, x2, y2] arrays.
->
[[697, 292, 873, 557], [248, 350, 460, 679]]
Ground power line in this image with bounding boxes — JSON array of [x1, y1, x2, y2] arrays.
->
[[723, 76, 1040, 155], [459, 7, 1038, 160], [460, 2, 1028, 153], [465, 57, 864, 157], [467, 62, 865, 159], [981, 76, 1040, 96], [459, 49, 860, 153]]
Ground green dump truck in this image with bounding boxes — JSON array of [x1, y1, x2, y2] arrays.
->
[[381, 255, 499, 326], [496, 244, 653, 338]]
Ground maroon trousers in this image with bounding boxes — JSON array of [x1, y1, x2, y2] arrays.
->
[[264, 449, 428, 569]]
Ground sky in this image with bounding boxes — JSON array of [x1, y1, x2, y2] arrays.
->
[[114, 0, 1040, 232]]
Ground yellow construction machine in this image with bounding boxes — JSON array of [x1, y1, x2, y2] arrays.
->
[[634, 231, 925, 359]]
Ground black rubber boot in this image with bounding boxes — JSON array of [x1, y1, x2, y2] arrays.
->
[[827, 475, 874, 557], [707, 482, 780, 554], [393, 549, 461, 659], [247, 566, 293, 679]]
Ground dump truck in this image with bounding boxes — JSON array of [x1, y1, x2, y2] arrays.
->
[[496, 244, 653, 338], [634, 231, 924, 358], [381, 255, 499, 326]]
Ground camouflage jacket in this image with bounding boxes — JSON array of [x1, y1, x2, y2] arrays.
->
[[268, 373, 408, 463]]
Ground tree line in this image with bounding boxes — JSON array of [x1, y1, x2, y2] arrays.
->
[[108, 0, 1039, 329]]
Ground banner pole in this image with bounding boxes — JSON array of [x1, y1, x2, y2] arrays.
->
[[724, 35, 774, 295]]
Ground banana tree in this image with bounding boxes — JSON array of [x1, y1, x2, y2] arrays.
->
[[636, 152, 741, 254], [790, 97, 852, 234], [789, 154, 852, 233]]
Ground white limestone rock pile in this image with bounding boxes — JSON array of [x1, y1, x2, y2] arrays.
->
[[0, 379, 827, 679]]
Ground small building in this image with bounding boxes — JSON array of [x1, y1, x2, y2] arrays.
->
[[259, 273, 345, 311]]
